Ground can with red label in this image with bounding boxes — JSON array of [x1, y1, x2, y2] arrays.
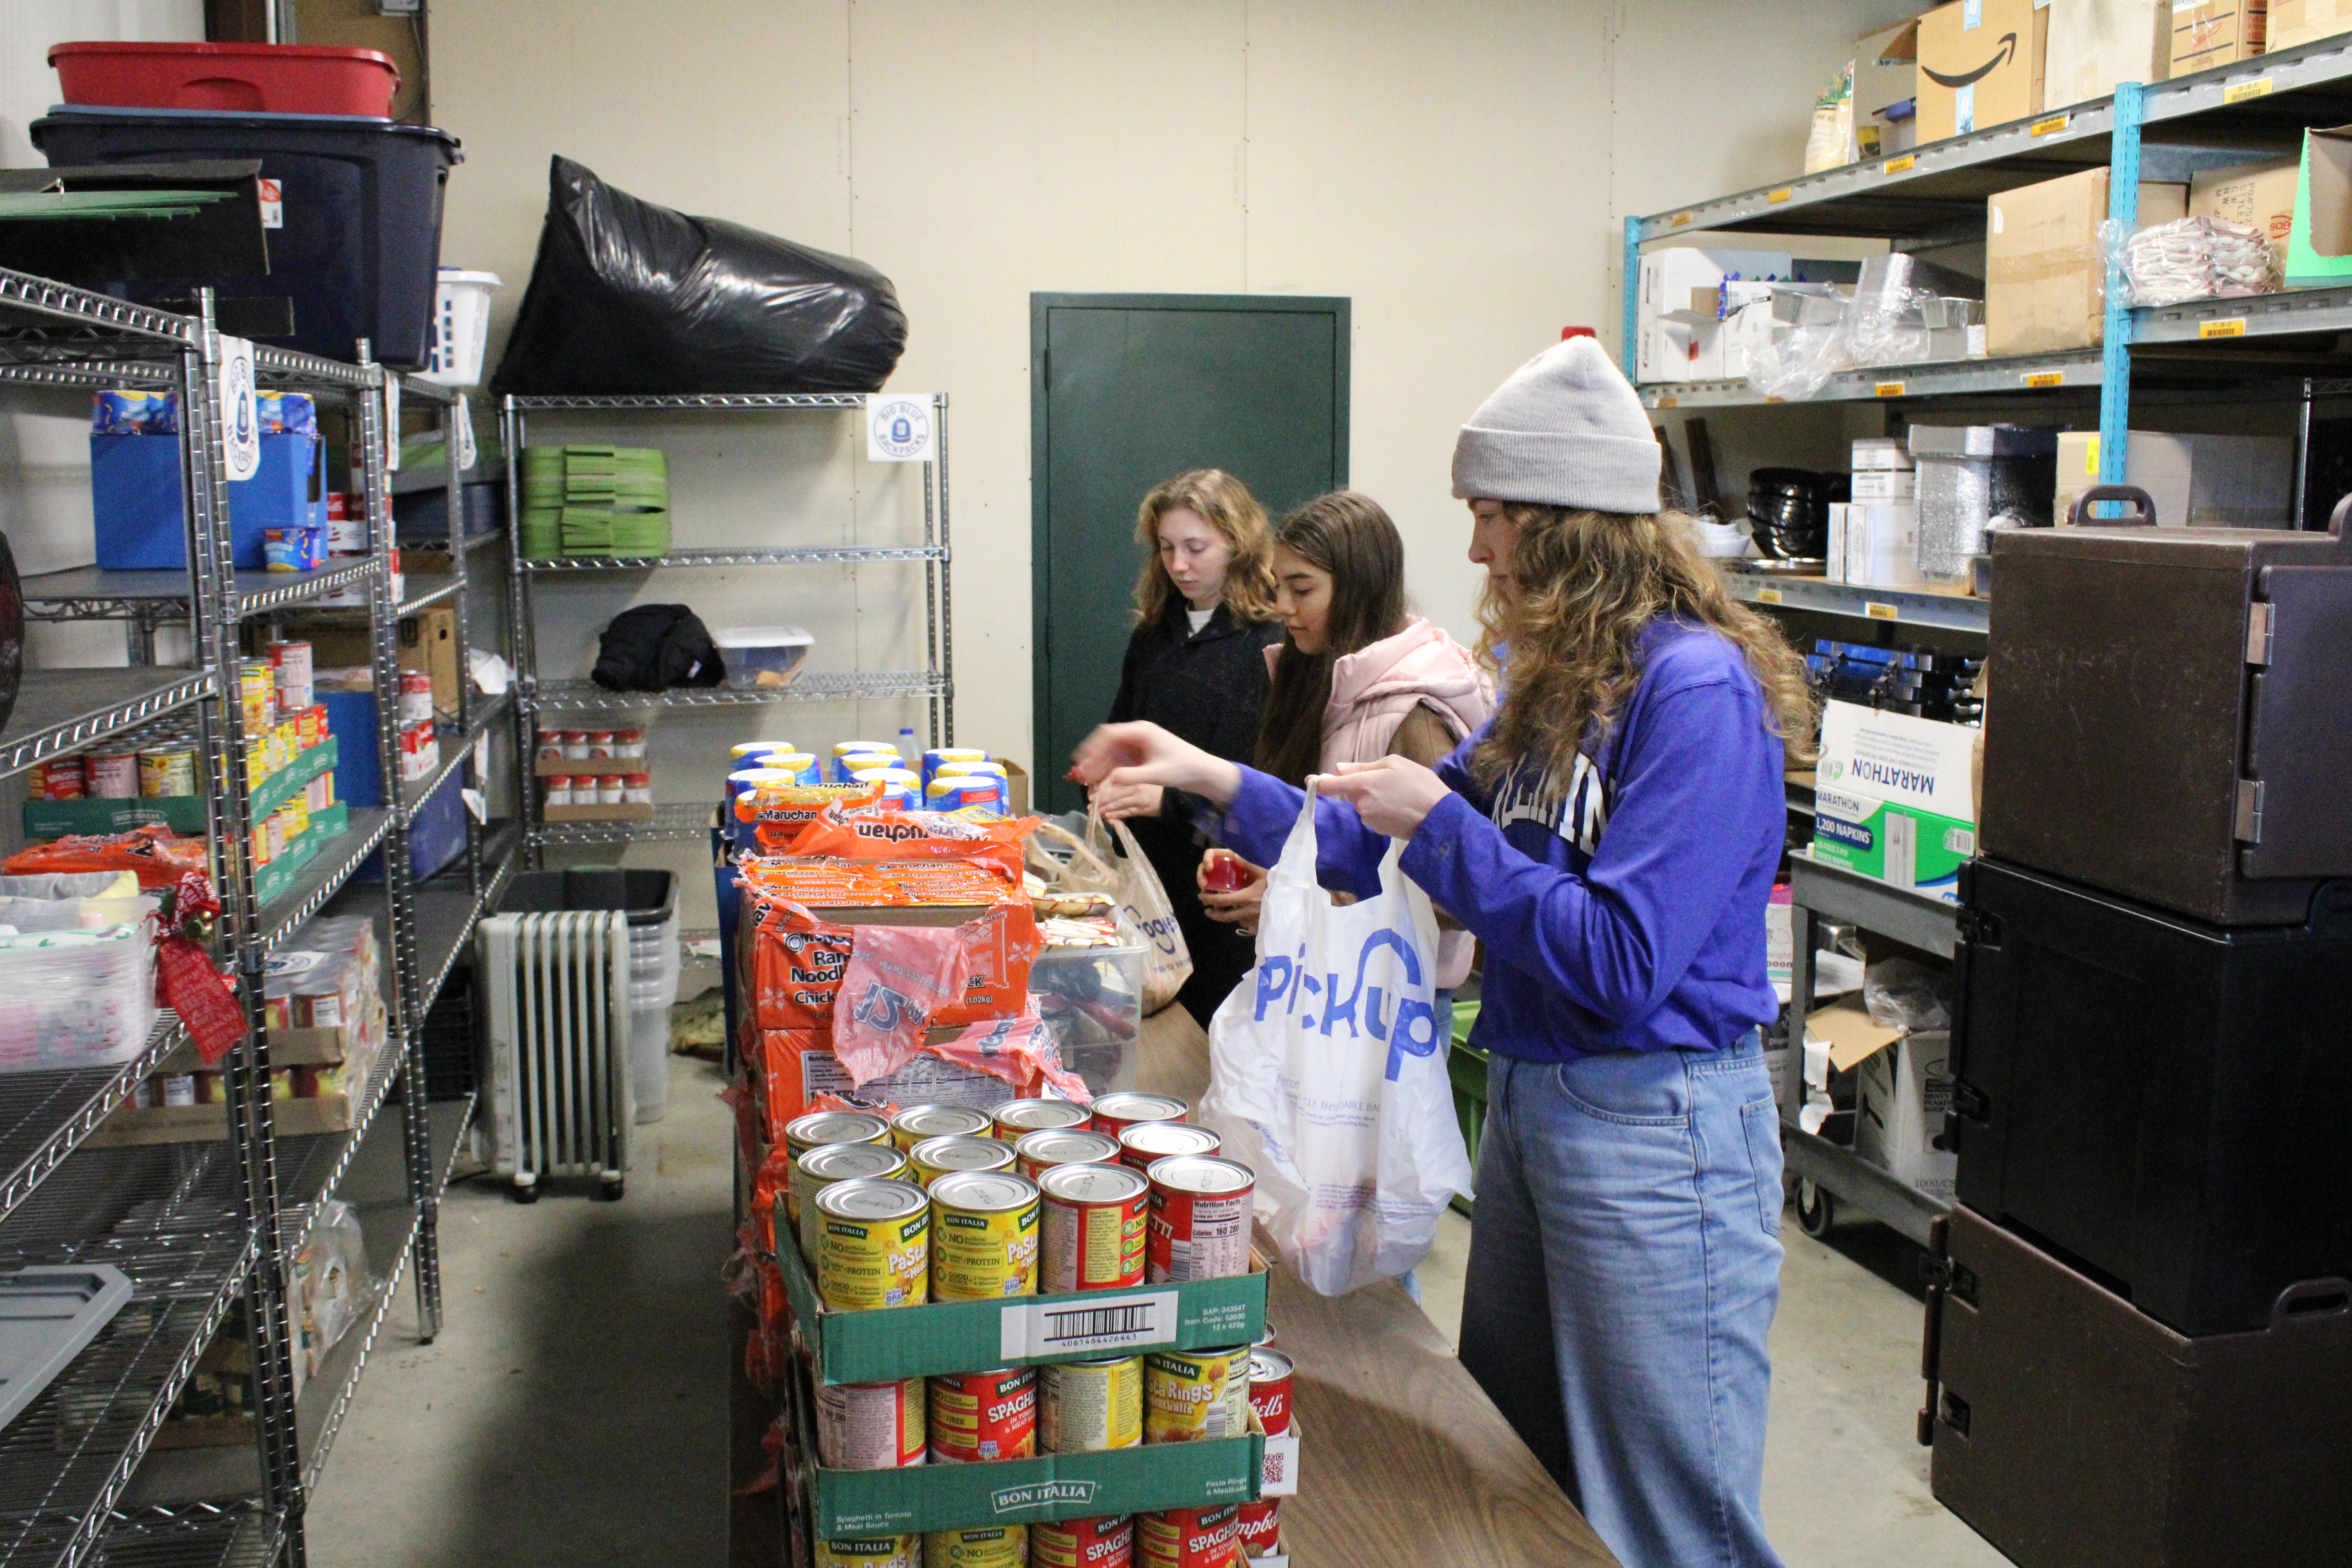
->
[[927, 1366, 1036, 1464], [1116, 1122, 1221, 1174], [1252, 1323, 1279, 1350], [1246, 1348, 1293, 1435], [1014, 1128, 1122, 1183], [29, 758, 85, 799], [814, 1377, 927, 1470], [1232, 1499, 1280, 1559], [1031, 1515, 1134, 1568], [1138, 1504, 1240, 1568], [992, 1097, 1094, 1142], [86, 747, 140, 799], [1146, 1156, 1256, 1283], [398, 669, 435, 724], [1089, 1092, 1187, 1140], [1040, 1161, 1149, 1292]]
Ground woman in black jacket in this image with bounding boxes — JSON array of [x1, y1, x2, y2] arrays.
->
[[1094, 468, 1284, 1024]]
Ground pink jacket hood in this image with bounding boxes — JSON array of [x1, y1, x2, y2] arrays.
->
[[1265, 616, 1494, 769]]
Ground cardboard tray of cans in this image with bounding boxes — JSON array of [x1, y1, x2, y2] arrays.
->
[[22, 736, 338, 843], [772, 1194, 1268, 1386], [249, 801, 352, 906], [86, 998, 381, 1147]]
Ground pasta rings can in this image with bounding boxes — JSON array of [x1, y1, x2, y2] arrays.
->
[[920, 1525, 1025, 1568], [908, 1134, 1016, 1190], [1038, 1354, 1143, 1453], [815, 1178, 930, 1311], [1246, 1348, 1294, 1436], [1138, 1504, 1240, 1568], [1145, 1156, 1256, 1283], [1089, 1093, 1187, 1140], [1116, 1122, 1221, 1174], [795, 1142, 911, 1261], [815, 1377, 927, 1470], [926, 1366, 1036, 1464], [816, 1536, 918, 1568], [1014, 1128, 1122, 1183], [1031, 1515, 1135, 1568], [992, 1097, 1093, 1141], [927, 1170, 1039, 1300], [1142, 1345, 1251, 1444], [891, 1103, 995, 1152], [1039, 1161, 1149, 1292]]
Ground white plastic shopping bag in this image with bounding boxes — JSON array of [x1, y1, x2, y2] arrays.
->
[[1035, 811, 1193, 1014], [1200, 782, 1474, 1295]]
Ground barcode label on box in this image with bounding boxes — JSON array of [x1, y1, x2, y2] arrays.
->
[[2023, 371, 2065, 388], [1000, 1290, 1179, 1360], [1884, 155, 1916, 174], [2200, 318, 2248, 338], [2224, 78, 2273, 103], [2030, 113, 2071, 137]]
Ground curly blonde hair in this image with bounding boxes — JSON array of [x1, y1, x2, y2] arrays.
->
[[1131, 469, 1278, 626], [1473, 505, 1816, 795]]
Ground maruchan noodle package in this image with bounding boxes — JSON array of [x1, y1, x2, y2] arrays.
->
[[732, 780, 883, 846], [777, 804, 1036, 883], [746, 863, 1040, 1031]]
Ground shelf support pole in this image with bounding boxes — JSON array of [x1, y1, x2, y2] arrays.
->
[[2095, 80, 2144, 517], [1621, 215, 1642, 376]]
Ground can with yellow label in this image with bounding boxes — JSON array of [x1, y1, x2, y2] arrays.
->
[[795, 1142, 912, 1265], [815, 1178, 930, 1310], [1143, 1345, 1252, 1443], [920, 1525, 1025, 1568], [928, 1171, 1040, 1300], [815, 1535, 918, 1568], [1039, 1353, 1144, 1453], [907, 1133, 1016, 1189]]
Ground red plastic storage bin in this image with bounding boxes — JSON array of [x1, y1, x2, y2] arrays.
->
[[49, 42, 399, 118]]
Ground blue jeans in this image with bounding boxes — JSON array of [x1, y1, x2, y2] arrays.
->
[[1459, 1032, 1786, 1568]]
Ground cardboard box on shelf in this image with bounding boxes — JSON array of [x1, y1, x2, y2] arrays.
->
[[2054, 430, 2294, 525], [1986, 167, 2187, 355], [1855, 14, 1925, 158], [2043, 0, 2171, 110], [1916, 0, 2044, 142], [1811, 700, 1980, 902], [2285, 122, 2352, 284], [1634, 248, 1793, 382], [1854, 1027, 1958, 1198], [1806, 999, 1906, 1077], [286, 606, 460, 717], [2268, 0, 2352, 49], [2190, 156, 2301, 267], [2171, 0, 2268, 74]]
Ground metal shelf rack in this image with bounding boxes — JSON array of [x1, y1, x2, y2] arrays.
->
[[498, 392, 954, 860], [0, 267, 517, 1568], [1717, 567, 1991, 636]]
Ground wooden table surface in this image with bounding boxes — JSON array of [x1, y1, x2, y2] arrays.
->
[[1135, 1007, 1621, 1568]]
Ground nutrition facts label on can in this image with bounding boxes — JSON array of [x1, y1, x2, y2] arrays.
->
[[1000, 1289, 1178, 1360]]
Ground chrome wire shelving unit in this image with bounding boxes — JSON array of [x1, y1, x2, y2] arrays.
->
[[0, 267, 512, 1568], [499, 392, 955, 859]]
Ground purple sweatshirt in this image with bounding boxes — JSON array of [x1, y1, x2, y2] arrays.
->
[[1207, 619, 1784, 1063]]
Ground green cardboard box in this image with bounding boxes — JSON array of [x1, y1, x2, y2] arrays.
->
[[774, 1196, 1268, 1386], [252, 802, 350, 907], [1809, 791, 1975, 904], [810, 1430, 1264, 1536]]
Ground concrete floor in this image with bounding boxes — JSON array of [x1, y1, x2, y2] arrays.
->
[[311, 1054, 2009, 1568]]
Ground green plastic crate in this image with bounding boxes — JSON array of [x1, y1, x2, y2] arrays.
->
[[1448, 1000, 1484, 1218]]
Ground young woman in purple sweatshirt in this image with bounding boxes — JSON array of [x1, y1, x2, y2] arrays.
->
[[1073, 338, 1812, 1568]]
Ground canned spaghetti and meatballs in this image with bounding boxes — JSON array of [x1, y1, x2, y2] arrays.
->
[[1143, 1346, 1251, 1444], [928, 1170, 1039, 1300], [1146, 1156, 1256, 1283], [926, 1366, 1036, 1464], [1039, 1161, 1149, 1293], [1246, 1348, 1294, 1435], [992, 1097, 1093, 1141], [892, 1103, 995, 1152], [908, 1134, 1016, 1189], [1138, 1504, 1240, 1568], [1039, 1354, 1143, 1453], [1089, 1093, 1187, 1140], [795, 1142, 911, 1258], [815, 1178, 930, 1311], [817, 1536, 918, 1568], [815, 1376, 927, 1470], [1014, 1128, 1122, 1183], [1031, 1515, 1134, 1568], [922, 1525, 1024, 1568], [1233, 1499, 1281, 1559], [788, 1111, 893, 1161], [1116, 1122, 1221, 1174]]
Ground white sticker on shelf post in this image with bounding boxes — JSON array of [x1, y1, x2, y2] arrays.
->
[[998, 1289, 1179, 1361], [866, 393, 936, 462], [454, 394, 478, 472], [220, 336, 260, 481], [462, 787, 487, 824], [383, 373, 401, 470]]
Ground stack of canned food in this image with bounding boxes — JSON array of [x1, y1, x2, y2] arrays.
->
[[789, 1092, 1291, 1567]]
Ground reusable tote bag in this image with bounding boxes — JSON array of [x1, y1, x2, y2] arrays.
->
[[1030, 812, 1192, 1014], [1200, 782, 1474, 1295]]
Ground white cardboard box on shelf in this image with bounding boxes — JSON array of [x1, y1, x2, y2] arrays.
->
[[1854, 1027, 1958, 1199], [1635, 249, 1793, 381]]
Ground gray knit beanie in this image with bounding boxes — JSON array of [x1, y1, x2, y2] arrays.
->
[[1450, 337, 1662, 514]]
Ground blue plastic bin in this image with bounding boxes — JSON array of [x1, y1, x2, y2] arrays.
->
[[321, 689, 384, 807], [91, 423, 321, 570]]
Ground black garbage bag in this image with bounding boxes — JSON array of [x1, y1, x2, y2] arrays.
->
[[492, 156, 907, 396], [592, 604, 726, 692]]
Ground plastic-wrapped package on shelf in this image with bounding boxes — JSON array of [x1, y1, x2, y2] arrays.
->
[[0, 869, 157, 933], [0, 921, 156, 1071], [2103, 214, 2283, 308], [1908, 425, 2058, 585], [1029, 908, 1147, 1096], [1743, 287, 1850, 399], [292, 1198, 372, 1382]]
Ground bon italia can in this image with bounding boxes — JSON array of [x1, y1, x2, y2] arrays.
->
[[815, 1178, 930, 1311], [1147, 1156, 1256, 1283], [1032, 1515, 1134, 1568], [928, 1170, 1040, 1301], [926, 1366, 1036, 1464], [1143, 1345, 1251, 1444], [795, 1142, 912, 1260], [1246, 1348, 1294, 1436], [1233, 1499, 1281, 1559], [788, 1110, 893, 1161], [1116, 1122, 1221, 1174], [907, 1134, 1016, 1190], [992, 1097, 1093, 1141], [816, 1536, 918, 1568], [1039, 1161, 1149, 1293], [1138, 1503, 1241, 1568], [921, 1525, 1025, 1568], [1039, 1353, 1144, 1453], [138, 744, 197, 799], [1014, 1128, 1123, 1183], [815, 1376, 927, 1470], [1089, 1093, 1187, 1140], [891, 1102, 995, 1152]]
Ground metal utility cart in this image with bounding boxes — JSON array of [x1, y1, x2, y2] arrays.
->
[[498, 392, 955, 860]]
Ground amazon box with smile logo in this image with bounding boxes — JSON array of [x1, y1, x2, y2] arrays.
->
[[1917, 0, 2045, 142]]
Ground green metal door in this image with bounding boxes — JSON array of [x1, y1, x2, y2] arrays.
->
[[1031, 292, 1350, 814]]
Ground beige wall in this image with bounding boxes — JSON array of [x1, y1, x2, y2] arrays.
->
[[433, 0, 1913, 782]]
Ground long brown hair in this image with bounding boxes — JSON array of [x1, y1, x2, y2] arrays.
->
[[1253, 492, 1410, 786], [1130, 469, 1277, 626], [1472, 505, 1816, 795]]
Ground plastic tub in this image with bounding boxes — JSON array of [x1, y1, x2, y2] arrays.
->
[[1030, 909, 1148, 1095], [0, 924, 158, 1072], [31, 107, 462, 368], [715, 627, 812, 689], [421, 268, 500, 387], [50, 41, 401, 118]]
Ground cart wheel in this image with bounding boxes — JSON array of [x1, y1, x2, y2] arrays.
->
[[597, 1173, 626, 1202], [511, 1172, 539, 1205], [1795, 1177, 1835, 1237]]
